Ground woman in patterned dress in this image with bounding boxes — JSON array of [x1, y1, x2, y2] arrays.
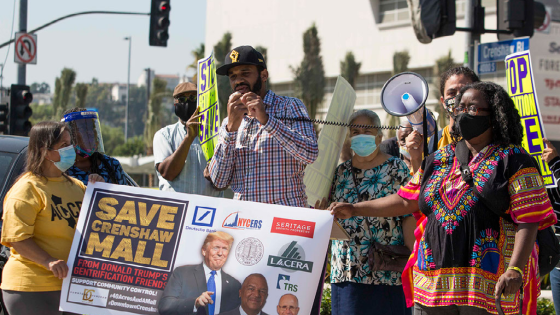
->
[[62, 108, 128, 186], [329, 109, 415, 315], [330, 82, 556, 315]]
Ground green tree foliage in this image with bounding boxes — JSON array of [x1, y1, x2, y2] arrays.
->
[[292, 23, 326, 120], [144, 77, 168, 154], [30, 82, 50, 94], [29, 104, 53, 125], [213, 32, 233, 122], [340, 52, 362, 89], [188, 43, 205, 82], [433, 50, 457, 128], [100, 123, 124, 156], [84, 83, 120, 127], [113, 136, 145, 156], [386, 50, 411, 138], [75, 83, 88, 109], [393, 50, 411, 75], [127, 85, 148, 138], [53, 68, 76, 117]]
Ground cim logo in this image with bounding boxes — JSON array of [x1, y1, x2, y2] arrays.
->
[[267, 241, 313, 273], [270, 218, 315, 238], [222, 212, 262, 230], [82, 289, 94, 302]]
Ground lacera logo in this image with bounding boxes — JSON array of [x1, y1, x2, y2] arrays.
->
[[222, 212, 262, 230], [82, 289, 94, 302], [270, 218, 315, 238], [267, 241, 314, 273]]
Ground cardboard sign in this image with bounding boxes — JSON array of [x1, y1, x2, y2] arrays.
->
[[505, 50, 557, 188], [59, 183, 333, 315]]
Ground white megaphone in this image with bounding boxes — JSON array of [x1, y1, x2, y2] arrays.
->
[[380, 72, 436, 137]]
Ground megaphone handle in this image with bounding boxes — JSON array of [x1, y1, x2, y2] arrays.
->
[[423, 106, 429, 157], [275, 117, 406, 130]]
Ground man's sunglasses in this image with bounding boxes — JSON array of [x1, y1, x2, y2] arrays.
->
[[176, 95, 197, 103]]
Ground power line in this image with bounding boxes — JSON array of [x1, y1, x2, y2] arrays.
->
[[1, 0, 17, 89]]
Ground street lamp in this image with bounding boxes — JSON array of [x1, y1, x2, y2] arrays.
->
[[124, 36, 132, 142]]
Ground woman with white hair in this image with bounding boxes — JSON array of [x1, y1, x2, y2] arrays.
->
[[329, 109, 414, 315]]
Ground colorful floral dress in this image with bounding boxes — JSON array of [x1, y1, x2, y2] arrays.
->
[[330, 156, 412, 285], [398, 143, 556, 314]]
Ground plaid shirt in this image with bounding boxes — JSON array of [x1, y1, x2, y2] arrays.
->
[[209, 90, 318, 207]]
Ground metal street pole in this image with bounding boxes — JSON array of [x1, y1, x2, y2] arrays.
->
[[464, 0, 482, 71], [124, 36, 131, 142], [17, 0, 27, 85]]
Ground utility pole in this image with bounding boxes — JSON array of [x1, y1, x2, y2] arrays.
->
[[146, 68, 151, 104], [124, 37, 132, 142], [464, 0, 482, 70], [17, 0, 28, 85]]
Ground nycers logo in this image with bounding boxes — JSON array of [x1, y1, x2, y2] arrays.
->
[[276, 274, 298, 292], [222, 212, 262, 230], [230, 50, 239, 63], [267, 241, 313, 273]]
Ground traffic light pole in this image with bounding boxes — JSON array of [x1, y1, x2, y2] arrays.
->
[[17, 0, 28, 85], [0, 11, 149, 50]]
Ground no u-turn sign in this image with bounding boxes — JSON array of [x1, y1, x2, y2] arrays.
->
[[14, 32, 37, 65]]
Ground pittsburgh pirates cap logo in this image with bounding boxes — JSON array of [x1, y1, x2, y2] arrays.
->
[[230, 50, 239, 63]]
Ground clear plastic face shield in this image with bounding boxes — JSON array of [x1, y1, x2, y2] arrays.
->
[[62, 110, 105, 158]]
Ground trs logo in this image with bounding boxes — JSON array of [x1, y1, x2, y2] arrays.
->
[[222, 212, 262, 230], [82, 289, 94, 302], [276, 274, 298, 292]]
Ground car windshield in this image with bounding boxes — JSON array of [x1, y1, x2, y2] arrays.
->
[[0, 152, 17, 189]]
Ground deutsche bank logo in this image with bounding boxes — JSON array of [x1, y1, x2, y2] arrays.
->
[[192, 206, 216, 227]]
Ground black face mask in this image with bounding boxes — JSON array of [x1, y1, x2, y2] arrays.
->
[[174, 100, 197, 122], [456, 113, 492, 140]]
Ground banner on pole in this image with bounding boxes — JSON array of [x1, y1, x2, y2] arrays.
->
[[505, 50, 557, 188], [197, 51, 220, 161], [304, 76, 357, 206], [60, 183, 333, 315]]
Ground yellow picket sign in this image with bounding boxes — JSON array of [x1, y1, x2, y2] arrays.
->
[[197, 51, 220, 161], [505, 51, 556, 188]]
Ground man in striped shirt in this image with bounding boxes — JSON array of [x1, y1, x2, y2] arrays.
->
[[208, 45, 318, 207]]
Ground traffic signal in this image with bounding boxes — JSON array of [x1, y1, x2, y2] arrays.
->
[[149, 0, 171, 47], [498, 0, 546, 38], [9, 84, 32, 136], [410, 0, 456, 43], [0, 102, 7, 133]]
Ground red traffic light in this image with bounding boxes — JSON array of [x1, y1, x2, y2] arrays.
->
[[21, 90, 33, 103], [159, 2, 170, 13]]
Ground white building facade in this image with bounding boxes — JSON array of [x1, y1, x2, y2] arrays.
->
[[204, 0, 560, 140]]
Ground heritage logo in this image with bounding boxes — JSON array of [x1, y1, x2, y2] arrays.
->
[[270, 218, 315, 238], [267, 241, 313, 273], [222, 212, 262, 230]]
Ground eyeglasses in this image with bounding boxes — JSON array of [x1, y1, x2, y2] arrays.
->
[[176, 94, 196, 103], [453, 105, 491, 116]]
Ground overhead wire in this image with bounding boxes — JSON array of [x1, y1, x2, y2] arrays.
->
[[1, 0, 17, 90]]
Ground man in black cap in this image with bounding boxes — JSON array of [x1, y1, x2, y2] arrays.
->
[[208, 45, 318, 207]]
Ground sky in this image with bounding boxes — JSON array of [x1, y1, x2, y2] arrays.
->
[[0, 0, 206, 90]]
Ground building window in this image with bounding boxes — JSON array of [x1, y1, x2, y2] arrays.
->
[[379, 0, 409, 24]]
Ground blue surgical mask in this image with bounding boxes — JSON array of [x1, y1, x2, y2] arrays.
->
[[48, 145, 76, 172], [399, 147, 411, 159], [350, 134, 378, 157]]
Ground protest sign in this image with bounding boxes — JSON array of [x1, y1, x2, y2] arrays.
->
[[304, 76, 356, 206], [197, 51, 220, 161], [60, 183, 333, 315], [505, 50, 557, 188]]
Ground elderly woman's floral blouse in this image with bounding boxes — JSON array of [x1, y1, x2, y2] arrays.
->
[[330, 156, 411, 285]]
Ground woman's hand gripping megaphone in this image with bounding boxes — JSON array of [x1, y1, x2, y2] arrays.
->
[[405, 130, 424, 160]]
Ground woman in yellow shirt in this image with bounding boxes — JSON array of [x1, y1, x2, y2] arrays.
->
[[1, 121, 103, 315]]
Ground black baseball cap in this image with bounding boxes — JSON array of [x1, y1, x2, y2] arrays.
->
[[216, 45, 267, 76]]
